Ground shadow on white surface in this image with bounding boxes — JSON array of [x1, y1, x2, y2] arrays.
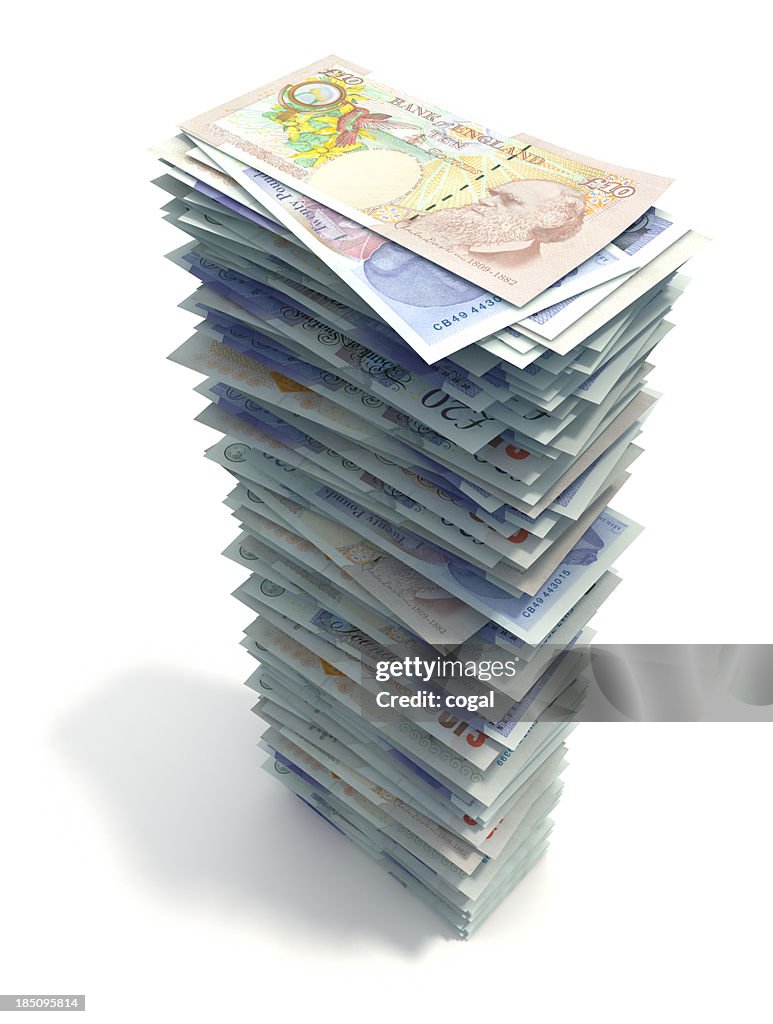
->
[[52, 666, 449, 952]]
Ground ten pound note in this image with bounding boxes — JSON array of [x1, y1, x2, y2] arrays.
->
[[182, 55, 672, 361]]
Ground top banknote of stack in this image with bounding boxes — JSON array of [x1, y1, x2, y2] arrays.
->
[[158, 53, 701, 365]]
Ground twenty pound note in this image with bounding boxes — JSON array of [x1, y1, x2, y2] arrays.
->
[[182, 55, 671, 321]]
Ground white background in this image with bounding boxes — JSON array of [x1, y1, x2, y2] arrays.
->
[[2, 3, 771, 1021]]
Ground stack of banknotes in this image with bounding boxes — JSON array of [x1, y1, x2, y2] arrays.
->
[[154, 56, 704, 938]]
